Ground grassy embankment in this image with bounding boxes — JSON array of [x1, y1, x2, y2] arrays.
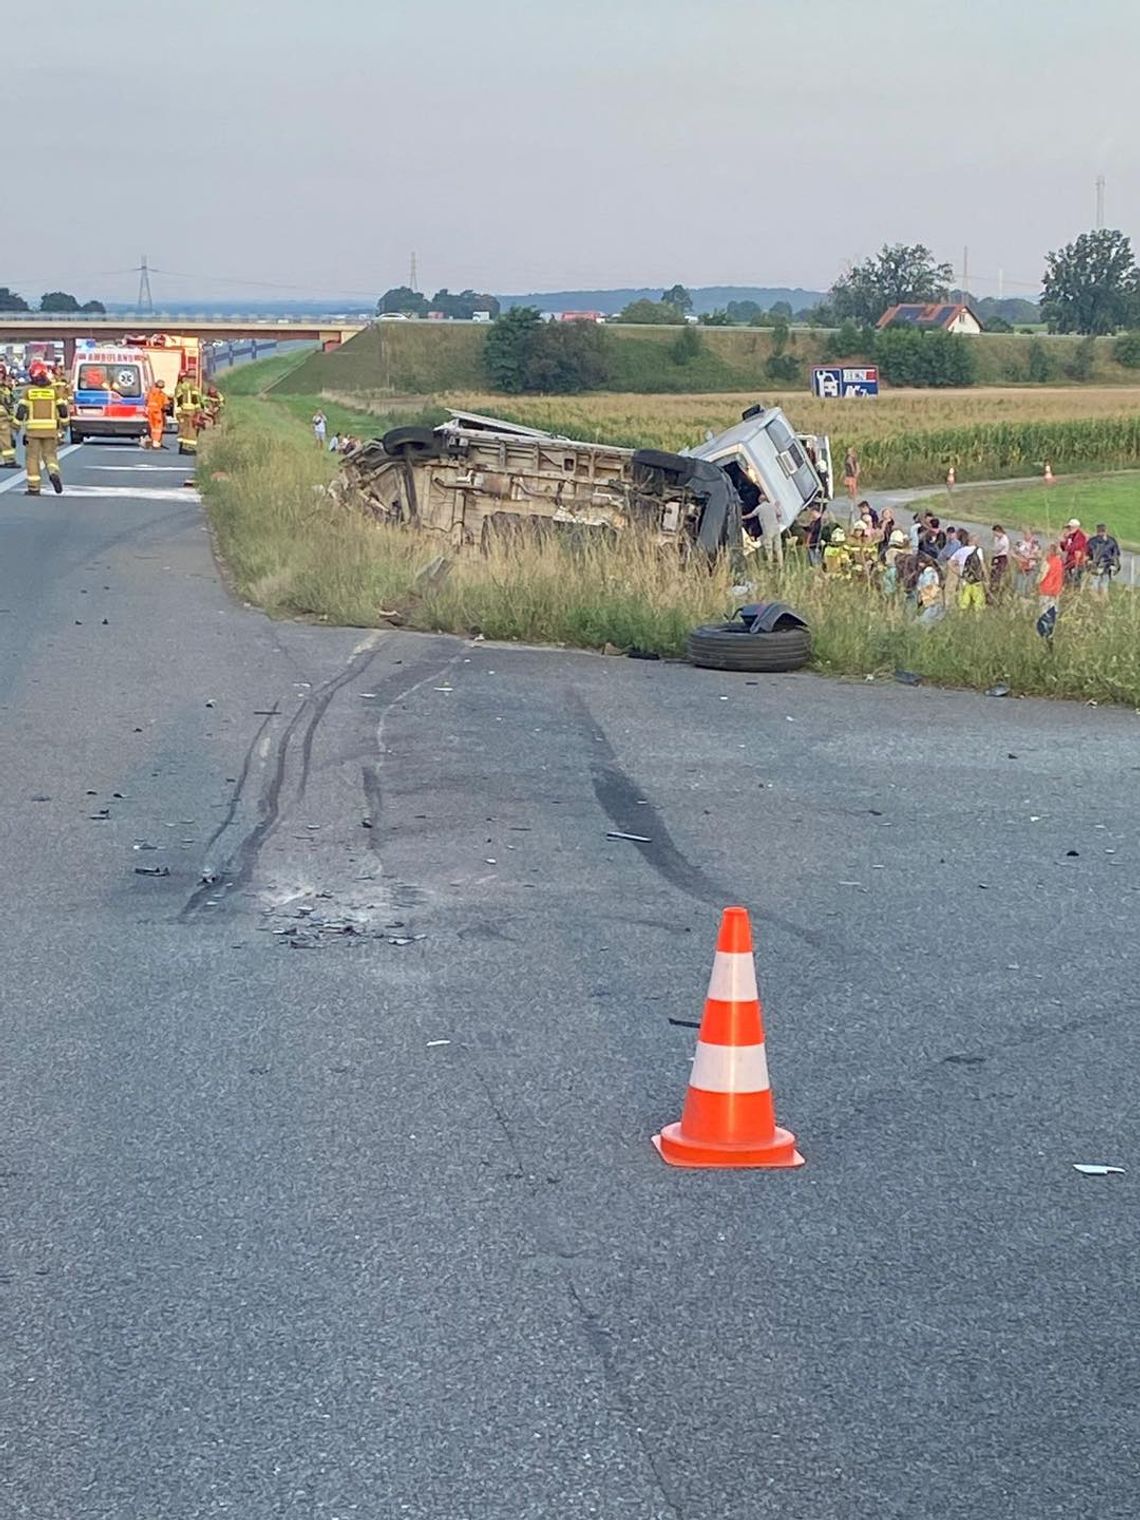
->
[[272, 327, 1140, 488], [276, 322, 1140, 398], [202, 357, 1140, 707]]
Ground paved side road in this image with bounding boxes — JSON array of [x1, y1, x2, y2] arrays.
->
[[1, 440, 1137, 1519]]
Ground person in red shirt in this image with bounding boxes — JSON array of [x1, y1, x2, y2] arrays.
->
[[1060, 519, 1088, 583], [1038, 542, 1064, 610]]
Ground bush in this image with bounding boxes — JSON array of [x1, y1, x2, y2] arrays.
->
[[873, 328, 977, 387], [765, 352, 800, 383], [484, 308, 612, 393], [1026, 339, 1056, 383], [670, 324, 704, 364], [1062, 336, 1096, 382], [1113, 332, 1140, 368]]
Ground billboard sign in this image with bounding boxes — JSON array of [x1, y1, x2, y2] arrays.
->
[[811, 365, 879, 398]]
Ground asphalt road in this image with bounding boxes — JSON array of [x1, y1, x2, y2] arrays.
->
[[2, 438, 1137, 1520]]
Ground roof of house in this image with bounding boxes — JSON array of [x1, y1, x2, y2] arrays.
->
[[876, 302, 981, 331]]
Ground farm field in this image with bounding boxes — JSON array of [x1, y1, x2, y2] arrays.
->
[[442, 387, 1140, 488]]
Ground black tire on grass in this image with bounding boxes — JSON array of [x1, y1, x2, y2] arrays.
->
[[686, 621, 812, 673]]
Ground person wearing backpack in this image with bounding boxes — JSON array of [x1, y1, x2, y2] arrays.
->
[[952, 532, 987, 611]]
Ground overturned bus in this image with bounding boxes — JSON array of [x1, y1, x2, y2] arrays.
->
[[330, 405, 829, 554]]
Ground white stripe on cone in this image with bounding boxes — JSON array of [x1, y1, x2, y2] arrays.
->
[[706, 950, 759, 1004], [689, 1040, 770, 1094]]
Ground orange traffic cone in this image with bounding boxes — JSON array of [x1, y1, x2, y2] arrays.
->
[[653, 907, 803, 1169]]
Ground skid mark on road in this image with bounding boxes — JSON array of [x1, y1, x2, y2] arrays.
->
[[569, 688, 825, 948]]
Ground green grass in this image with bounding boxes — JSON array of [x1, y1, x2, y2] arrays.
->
[[198, 382, 1140, 708], [920, 473, 1140, 549], [264, 322, 1140, 401]]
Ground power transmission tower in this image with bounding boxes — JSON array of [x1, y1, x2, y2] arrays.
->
[[1095, 175, 1105, 230], [409, 251, 418, 293], [137, 254, 153, 313]]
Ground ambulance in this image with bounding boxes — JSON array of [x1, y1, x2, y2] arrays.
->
[[121, 332, 208, 395], [68, 344, 156, 443]]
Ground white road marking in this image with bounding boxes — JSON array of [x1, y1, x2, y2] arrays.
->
[[0, 443, 83, 496], [53, 485, 200, 502], [88, 464, 194, 473]]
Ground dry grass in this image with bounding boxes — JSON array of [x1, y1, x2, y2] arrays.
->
[[200, 392, 1140, 707]]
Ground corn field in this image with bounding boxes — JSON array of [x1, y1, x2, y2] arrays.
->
[[446, 389, 1140, 488]]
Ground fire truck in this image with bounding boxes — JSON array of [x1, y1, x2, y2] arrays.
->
[[120, 333, 212, 395]]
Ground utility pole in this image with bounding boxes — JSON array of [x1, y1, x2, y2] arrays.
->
[[998, 267, 1004, 300], [409, 251, 418, 293], [962, 245, 969, 305], [1095, 175, 1106, 230], [137, 254, 153, 313]]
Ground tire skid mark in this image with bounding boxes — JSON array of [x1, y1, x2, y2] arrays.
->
[[567, 687, 825, 948]]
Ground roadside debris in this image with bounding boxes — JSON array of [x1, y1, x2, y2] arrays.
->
[[894, 669, 922, 686], [134, 866, 170, 878], [426, 1039, 451, 1048], [985, 683, 1011, 698], [1073, 1164, 1126, 1176], [607, 830, 652, 843]]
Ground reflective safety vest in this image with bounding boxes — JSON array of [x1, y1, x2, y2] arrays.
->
[[18, 384, 62, 433], [177, 385, 203, 412]]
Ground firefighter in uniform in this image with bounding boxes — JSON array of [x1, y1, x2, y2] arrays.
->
[[16, 362, 68, 495], [52, 363, 73, 444], [174, 372, 204, 455], [203, 382, 224, 426], [0, 366, 18, 468]]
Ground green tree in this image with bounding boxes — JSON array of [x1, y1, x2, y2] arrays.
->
[[984, 315, 1014, 333], [0, 286, 30, 312], [698, 308, 731, 326], [768, 300, 793, 320], [80, 299, 106, 314], [430, 288, 501, 320], [821, 319, 871, 361], [484, 306, 542, 392], [725, 299, 761, 324], [662, 283, 693, 314], [1041, 228, 1139, 335], [832, 243, 953, 325], [618, 298, 684, 324], [40, 291, 81, 312], [1113, 332, 1140, 368], [377, 286, 429, 317]]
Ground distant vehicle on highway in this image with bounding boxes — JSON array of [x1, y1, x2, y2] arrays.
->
[[377, 313, 412, 321]]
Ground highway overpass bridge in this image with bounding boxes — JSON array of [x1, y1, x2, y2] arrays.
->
[[0, 314, 367, 365]]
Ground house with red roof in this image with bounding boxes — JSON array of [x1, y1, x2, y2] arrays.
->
[[876, 302, 983, 335]]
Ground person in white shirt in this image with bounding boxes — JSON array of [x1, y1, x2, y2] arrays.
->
[[312, 410, 327, 448], [990, 523, 1011, 593]]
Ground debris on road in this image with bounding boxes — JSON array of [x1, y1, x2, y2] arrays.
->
[[894, 669, 923, 686], [607, 830, 652, 843], [985, 683, 1011, 698], [1073, 1164, 1126, 1176], [426, 1039, 451, 1048], [134, 865, 170, 878]]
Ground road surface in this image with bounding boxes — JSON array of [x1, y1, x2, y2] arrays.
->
[[2, 439, 1137, 1519]]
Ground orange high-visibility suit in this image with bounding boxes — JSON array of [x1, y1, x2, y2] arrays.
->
[[145, 385, 167, 448]]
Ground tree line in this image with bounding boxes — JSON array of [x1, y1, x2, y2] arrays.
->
[[0, 287, 106, 314]]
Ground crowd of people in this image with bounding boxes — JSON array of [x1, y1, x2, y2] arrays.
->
[[795, 499, 1123, 622]]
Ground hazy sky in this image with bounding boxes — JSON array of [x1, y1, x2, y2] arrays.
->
[[16, 0, 1139, 304]]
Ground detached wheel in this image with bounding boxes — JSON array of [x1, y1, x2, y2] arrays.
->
[[687, 621, 812, 673], [632, 447, 695, 485], [381, 424, 443, 460]]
